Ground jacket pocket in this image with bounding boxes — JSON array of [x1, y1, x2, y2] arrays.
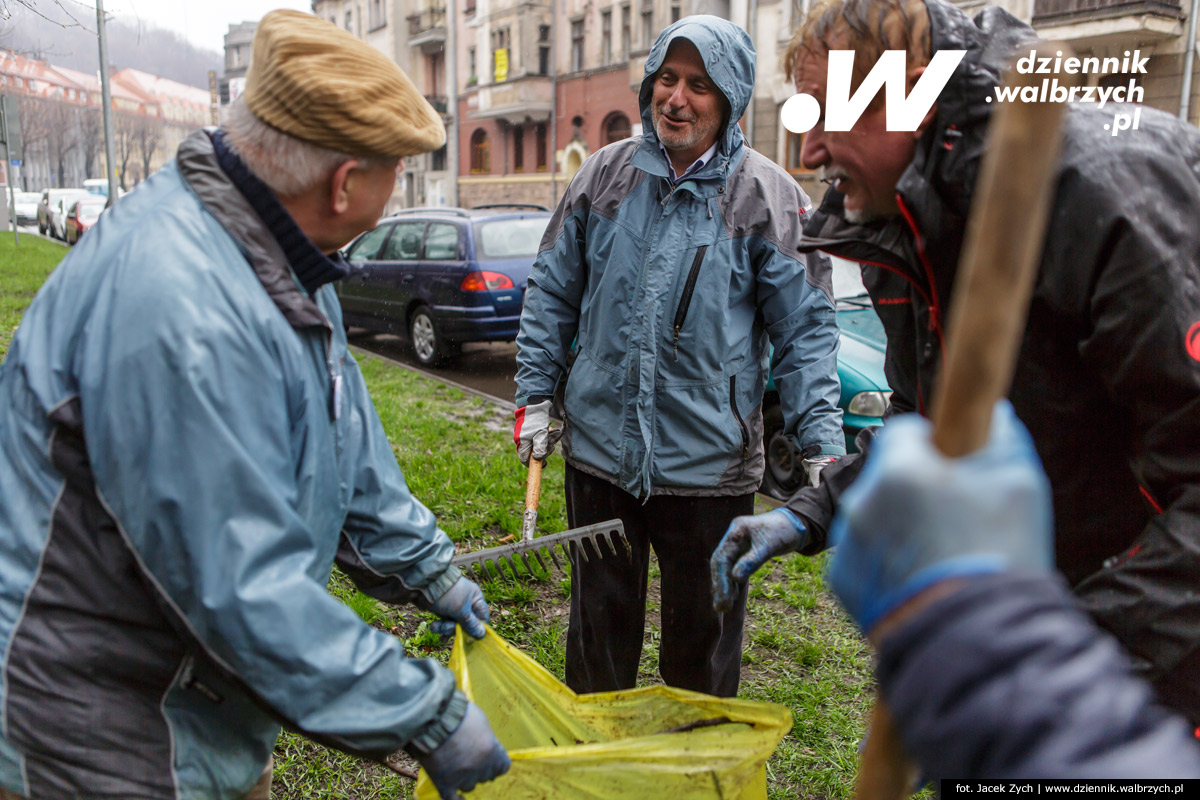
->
[[729, 375, 749, 467], [671, 245, 709, 360]]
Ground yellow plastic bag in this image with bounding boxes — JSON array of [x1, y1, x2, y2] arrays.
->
[[415, 626, 793, 799]]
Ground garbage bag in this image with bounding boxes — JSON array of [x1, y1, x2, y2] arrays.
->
[[415, 625, 793, 799]]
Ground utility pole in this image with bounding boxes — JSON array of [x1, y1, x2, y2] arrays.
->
[[97, 0, 119, 207], [446, 0, 460, 206], [2, 99, 18, 245]]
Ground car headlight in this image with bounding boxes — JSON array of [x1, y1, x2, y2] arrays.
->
[[847, 390, 891, 418]]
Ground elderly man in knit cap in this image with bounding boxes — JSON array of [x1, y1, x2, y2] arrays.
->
[[0, 11, 509, 800]]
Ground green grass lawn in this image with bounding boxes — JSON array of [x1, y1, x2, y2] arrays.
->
[[2, 239, 884, 800], [0, 234, 68, 358]]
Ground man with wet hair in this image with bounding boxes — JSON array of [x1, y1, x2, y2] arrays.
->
[[712, 0, 1200, 724]]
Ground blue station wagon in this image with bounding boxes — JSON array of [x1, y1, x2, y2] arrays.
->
[[337, 206, 552, 365]]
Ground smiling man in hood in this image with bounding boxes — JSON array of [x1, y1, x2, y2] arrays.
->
[[514, 15, 845, 696], [712, 0, 1200, 737]]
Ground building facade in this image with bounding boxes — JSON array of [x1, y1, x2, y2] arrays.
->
[[309, 0, 455, 211]]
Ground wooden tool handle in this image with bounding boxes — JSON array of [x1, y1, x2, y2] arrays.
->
[[525, 457, 543, 514], [856, 42, 1071, 800]]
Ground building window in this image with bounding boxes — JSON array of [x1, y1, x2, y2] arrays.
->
[[620, 4, 631, 58], [514, 125, 525, 171], [603, 112, 632, 145], [539, 45, 551, 75], [641, 5, 654, 46], [671, 3, 680, 22], [471, 129, 491, 172], [571, 19, 584, 72], [431, 144, 447, 171], [539, 24, 551, 40], [468, 47, 477, 84], [369, 0, 386, 29], [345, 9, 353, 30], [493, 27, 510, 83], [601, 10, 612, 66], [536, 123, 548, 170], [785, 131, 815, 174]]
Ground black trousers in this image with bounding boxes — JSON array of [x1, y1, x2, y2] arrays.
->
[[563, 465, 754, 697]]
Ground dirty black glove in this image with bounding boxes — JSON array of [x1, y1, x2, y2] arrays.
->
[[710, 508, 808, 612]]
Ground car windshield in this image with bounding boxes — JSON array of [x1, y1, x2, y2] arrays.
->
[[79, 201, 106, 217], [832, 256, 869, 302], [475, 217, 549, 260], [16, 192, 39, 204]]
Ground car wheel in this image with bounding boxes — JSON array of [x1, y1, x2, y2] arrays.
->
[[409, 306, 457, 367], [38, 221, 46, 235], [760, 401, 805, 501]]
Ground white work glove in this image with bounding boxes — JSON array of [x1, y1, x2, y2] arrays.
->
[[428, 576, 490, 640], [513, 399, 562, 466], [803, 455, 839, 487], [416, 702, 511, 800]]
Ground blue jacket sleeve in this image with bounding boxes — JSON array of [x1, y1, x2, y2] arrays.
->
[[333, 347, 462, 610], [753, 204, 845, 456], [878, 573, 1200, 779], [81, 306, 465, 759], [514, 183, 589, 407]]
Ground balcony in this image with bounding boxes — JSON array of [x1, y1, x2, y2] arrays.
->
[[466, 77, 553, 124], [425, 94, 448, 114], [1032, 0, 1183, 48], [407, 6, 447, 50]]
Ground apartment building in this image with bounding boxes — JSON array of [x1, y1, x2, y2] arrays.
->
[[309, 0, 455, 210]]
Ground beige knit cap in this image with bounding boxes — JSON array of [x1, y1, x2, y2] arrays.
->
[[243, 10, 445, 158]]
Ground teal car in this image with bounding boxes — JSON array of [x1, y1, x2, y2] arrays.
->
[[761, 257, 890, 500]]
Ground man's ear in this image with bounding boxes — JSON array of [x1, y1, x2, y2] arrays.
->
[[329, 159, 361, 216], [907, 65, 937, 139]]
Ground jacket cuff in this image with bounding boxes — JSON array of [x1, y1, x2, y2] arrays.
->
[[418, 564, 464, 608], [402, 688, 470, 756]]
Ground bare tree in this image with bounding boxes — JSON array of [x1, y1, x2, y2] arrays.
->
[[77, 106, 102, 179], [134, 116, 161, 184], [115, 112, 137, 191], [43, 100, 80, 185]]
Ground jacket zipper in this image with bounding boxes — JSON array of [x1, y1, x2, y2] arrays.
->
[[729, 376, 749, 463], [672, 245, 709, 360], [894, 195, 946, 349]]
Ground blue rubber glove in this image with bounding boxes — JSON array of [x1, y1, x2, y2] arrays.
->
[[428, 576, 490, 639], [827, 401, 1053, 634], [417, 702, 511, 800], [710, 508, 809, 613]]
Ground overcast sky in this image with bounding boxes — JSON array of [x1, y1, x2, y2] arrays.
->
[[87, 0, 313, 53]]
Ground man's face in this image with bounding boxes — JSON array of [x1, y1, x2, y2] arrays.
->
[[795, 49, 919, 223], [651, 40, 725, 164], [328, 158, 402, 251]]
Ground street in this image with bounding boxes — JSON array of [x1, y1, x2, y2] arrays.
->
[[349, 330, 519, 406]]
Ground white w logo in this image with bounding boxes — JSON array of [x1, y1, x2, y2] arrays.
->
[[782, 50, 966, 133]]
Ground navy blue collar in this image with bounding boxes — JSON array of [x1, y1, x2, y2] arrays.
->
[[210, 129, 348, 295]]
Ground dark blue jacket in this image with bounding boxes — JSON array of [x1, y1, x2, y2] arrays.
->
[[881, 574, 1200, 781]]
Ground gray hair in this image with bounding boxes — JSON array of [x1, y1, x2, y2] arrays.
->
[[220, 98, 382, 197]]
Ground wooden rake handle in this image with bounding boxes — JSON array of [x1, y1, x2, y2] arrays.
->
[[521, 457, 543, 543], [856, 41, 1072, 800]]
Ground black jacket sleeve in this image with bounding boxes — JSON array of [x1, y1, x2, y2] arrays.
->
[[878, 574, 1200, 780], [784, 426, 877, 552]]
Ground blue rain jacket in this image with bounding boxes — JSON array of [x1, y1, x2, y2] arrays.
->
[[0, 131, 467, 799], [515, 15, 844, 499]]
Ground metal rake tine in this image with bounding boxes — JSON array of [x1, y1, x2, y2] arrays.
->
[[530, 548, 549, 575], [547, 544, 564, 572], [572, 539, 589, 563]]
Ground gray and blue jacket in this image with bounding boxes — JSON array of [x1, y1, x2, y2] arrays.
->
[[0, 130, 467, 799], [515, 15, 844, 499]]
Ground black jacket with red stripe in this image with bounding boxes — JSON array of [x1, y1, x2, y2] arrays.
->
[[788, 0, 1200, 722]]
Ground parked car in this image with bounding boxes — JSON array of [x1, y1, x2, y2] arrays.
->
[[37, 188, 89, 239], [64, 196, 107, 244], [760, 257, 891, 500], [337, 205, 552, 366], [7, 191, 40, 226]]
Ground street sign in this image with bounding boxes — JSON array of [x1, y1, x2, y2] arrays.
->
[[10, 159, 21, 167]]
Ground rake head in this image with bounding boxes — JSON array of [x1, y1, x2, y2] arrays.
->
[[451, 519, 628, 582]]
